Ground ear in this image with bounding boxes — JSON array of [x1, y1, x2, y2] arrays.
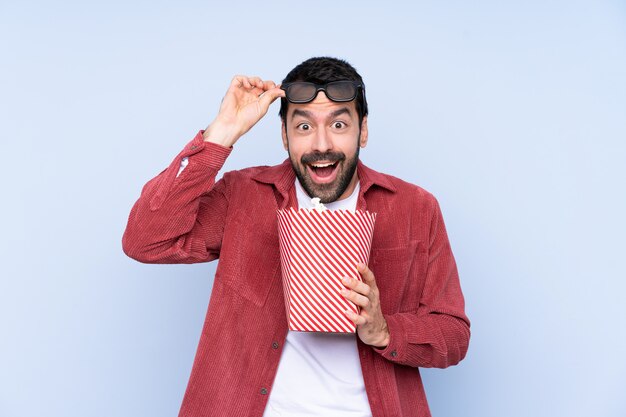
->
[[359, 116, 368, 148], [281, 120, 289, 151]]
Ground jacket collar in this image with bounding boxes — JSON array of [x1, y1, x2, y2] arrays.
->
[[251, 159, 397, 198]]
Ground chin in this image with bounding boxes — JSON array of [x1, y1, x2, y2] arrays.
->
[[297, 169, 354, 203]]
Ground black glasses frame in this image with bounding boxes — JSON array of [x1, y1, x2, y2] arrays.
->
[[281, 81, 363, 104]]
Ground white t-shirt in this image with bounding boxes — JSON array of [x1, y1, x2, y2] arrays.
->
[[263, 180, 371, 417]]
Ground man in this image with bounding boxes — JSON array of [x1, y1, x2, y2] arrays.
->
[[123, 57, 470, 417]]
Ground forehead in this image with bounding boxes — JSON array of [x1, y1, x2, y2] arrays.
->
[[287, 92, 358, 120]]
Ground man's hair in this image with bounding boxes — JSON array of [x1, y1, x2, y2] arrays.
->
[[279, 57, 368, 123]]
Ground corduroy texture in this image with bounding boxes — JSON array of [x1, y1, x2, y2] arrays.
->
[[123, 131, 470, 417]]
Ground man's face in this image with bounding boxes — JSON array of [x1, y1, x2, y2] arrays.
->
[[282, 92, 368, 203]]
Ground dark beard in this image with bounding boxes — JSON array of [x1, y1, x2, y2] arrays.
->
[[289, 142, 360, 204]]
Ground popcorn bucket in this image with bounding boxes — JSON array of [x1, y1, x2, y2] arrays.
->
[[276, 207, 376, 333]]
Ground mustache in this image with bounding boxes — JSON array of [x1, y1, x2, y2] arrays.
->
[[301, 151, 345, 164]]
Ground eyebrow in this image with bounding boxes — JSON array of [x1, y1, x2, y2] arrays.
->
[[290, 107, 352, 121]]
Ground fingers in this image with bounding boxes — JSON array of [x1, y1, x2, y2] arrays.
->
[[341, 287, 369, 309], [342, 276, 370, 296], [231, 75, 279, 94], [231, 75, 260, 89], [340, 264, 377, 307], [262, 80, 277, 90], [247, 76, 264, 88], [345, 308, 367, 326], [341, 264, 379, 309], [341, 276, 372, 308], [231, 75, 249, 89]]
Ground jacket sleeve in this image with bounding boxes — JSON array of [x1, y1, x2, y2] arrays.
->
[[122, 131, 233, 264], [375, 196, 470, 368]]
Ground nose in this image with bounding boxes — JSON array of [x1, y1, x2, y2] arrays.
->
[[311, 127, 333, 153]]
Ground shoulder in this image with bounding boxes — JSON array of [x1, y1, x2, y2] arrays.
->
[[219, 161, 294, 199], [221, 159, 289, 181], [389, 173, 436, 200], [362, 163, 439, 210], [222, 164, 273, 180]]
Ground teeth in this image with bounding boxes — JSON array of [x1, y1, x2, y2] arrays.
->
[[311, 162, 334, 168]]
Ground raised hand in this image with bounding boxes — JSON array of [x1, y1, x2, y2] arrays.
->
[[203, 75, 285, 147]]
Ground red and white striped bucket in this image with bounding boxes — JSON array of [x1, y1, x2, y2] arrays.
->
[[276, 208, 376, 333]]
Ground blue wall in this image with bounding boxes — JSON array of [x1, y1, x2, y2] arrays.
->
[[1, 1, 625, 416]]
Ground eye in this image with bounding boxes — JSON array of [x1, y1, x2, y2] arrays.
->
[[297, 123, 311, 131], [332, 121, 346, 129]]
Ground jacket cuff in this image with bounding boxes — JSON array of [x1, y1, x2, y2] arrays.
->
[[180, 130, 232, 170], [373, 314, 406, 362], [148, 130, 232, 211]]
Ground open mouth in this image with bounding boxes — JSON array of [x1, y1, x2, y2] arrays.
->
[[307, 161, 339, 183]]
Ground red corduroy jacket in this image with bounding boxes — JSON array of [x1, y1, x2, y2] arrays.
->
[[123, 131, 470, 417]]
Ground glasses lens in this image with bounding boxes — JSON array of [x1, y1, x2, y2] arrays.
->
[[286, 83, 317, 103], [325, 81, 357, 102]]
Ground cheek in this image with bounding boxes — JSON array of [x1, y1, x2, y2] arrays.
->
[[337, 135, 361, 155], [286, 139, 306, 161]]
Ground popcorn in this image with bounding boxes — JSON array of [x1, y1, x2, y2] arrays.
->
[[276, 206, 377, 333], [310, 197, 327, 212]]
